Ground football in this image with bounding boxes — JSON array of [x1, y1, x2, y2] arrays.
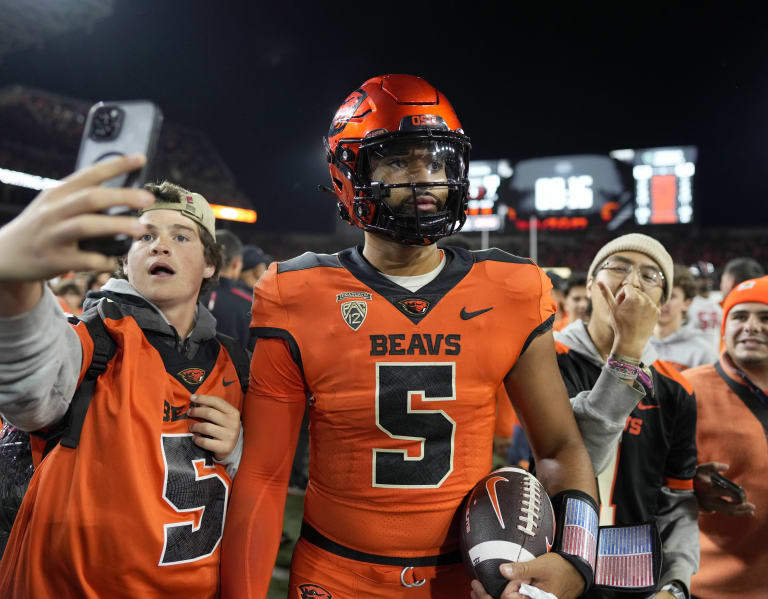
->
[[459, 467, 556, 598]]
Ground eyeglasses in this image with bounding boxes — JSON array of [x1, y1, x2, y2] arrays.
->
[[596, 260, 665, 290]]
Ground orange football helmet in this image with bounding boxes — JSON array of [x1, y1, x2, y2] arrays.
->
[[324, 74, 471, 245]]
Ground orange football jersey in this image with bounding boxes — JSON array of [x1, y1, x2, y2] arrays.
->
[[244, 246, 554, 559], [0, 305, 243, 599]]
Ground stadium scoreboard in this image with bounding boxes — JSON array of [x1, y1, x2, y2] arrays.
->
[[462, 159, 512, 232], [610, 146, 697, 225], [499, 154, 627, 229]]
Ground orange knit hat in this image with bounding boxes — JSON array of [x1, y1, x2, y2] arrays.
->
[[721, 275, 768, 336]]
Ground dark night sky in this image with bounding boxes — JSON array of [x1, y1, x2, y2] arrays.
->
[[2, 2, 768, 231]]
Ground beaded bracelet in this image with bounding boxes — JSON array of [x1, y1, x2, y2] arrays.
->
[[606, 354, 653, 389], [606, 357, 640, 380]]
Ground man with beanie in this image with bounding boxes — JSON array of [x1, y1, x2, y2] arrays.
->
[[0, 157, 245, 598], [684, 276, 767, 599], [554, 233, 699, 599]]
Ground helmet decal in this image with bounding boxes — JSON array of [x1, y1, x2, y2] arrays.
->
[[328, 89, 368, 137]]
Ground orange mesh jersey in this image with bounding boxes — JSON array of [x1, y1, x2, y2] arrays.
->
[[0, 305, 243, 599], [235, 246, 554, 563]]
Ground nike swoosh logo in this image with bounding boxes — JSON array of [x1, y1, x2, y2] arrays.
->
[[222, 379, 236, 387], [460, 306, 494, 320], [485, 475, 509, 529], [637, 401, 660, 410], [546, 536, 553, 552]]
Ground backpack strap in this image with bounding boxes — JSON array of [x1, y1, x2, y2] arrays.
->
[[216, 333, 250, 394], [58, 310, 117, 450]]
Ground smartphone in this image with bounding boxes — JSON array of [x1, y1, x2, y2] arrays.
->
[[710, 471, 746, 503], [76, 100, 163, 255]]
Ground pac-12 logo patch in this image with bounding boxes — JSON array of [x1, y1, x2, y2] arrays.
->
[[177, 368, 206, 386], [399, 298, 430, 316], [298, 583, 332, 598], [340, 300, 367, 330]]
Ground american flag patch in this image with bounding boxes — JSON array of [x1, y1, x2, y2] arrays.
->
[[560, 497, 598, 570], [595, 524, 655, 588]]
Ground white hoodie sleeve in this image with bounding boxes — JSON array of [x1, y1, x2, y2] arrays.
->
[[0, 286, 82, 431]]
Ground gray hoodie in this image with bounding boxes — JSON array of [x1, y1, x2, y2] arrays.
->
[[0, 279, 242, 473], [555, 319, 699, 597]]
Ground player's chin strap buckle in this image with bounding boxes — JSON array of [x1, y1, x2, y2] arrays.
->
[[400, 566, 426, 588]]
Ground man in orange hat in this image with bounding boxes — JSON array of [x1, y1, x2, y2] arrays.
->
[[684, 276, 768, 599]]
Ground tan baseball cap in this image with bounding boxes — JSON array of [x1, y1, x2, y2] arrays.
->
[[140, 189, 216, 241]]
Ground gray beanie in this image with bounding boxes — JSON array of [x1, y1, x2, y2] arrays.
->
[[587, 233, 674, 303]]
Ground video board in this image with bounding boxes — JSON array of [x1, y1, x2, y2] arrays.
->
[[462, 159, 513, 232], [498, 154, 628, 229], [610, 146, 697, 225]]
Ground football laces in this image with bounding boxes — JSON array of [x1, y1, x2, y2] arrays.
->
[[517, 476, 542, 537]]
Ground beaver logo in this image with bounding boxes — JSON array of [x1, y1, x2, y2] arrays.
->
[[328, 89, 368, 137], [398, 298, 430, 316], [298, 583, 332, 598], [177, 368, 206, 386]]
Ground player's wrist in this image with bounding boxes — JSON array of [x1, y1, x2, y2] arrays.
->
[[550, 490, 599, 592]]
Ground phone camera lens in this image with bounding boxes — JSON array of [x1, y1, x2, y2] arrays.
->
[[90, 106, 123, 141]]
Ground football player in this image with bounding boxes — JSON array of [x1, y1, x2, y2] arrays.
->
[[222, 75, 598, 599]]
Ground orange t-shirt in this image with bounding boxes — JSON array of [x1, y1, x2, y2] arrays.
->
[[686, 357, 768, 599], [222, 246, 554, 597], [0, 307, 243, 599]]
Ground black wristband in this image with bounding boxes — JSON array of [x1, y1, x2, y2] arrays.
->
[[551, 490, 599, 592]]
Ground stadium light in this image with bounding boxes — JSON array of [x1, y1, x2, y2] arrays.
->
[[1, 166, 258, 223], [0, 167, 62, 190], [209, 204, 258, 223]]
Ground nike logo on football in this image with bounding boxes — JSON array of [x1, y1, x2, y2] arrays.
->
[[637, 401, 660, 410], [460, 306, 493, 320], [222, 379, 236, 387], [485, 475, 509, 529], [546, 536, 553, 552]]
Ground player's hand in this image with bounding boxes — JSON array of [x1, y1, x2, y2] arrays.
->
[[598, 281, 660, 360], [652, 592, 676, 599], [470, 553, 585, 599], [694, 462, 755, 516], [0, 154, 153, 282], [188, 394, 241, 461]]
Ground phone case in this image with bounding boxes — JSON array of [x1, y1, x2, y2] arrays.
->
[[75, 100, 163, 189]]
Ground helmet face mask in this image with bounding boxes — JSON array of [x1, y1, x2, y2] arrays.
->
[[325, 75, 471, 245], [355, 135, 468, 244]]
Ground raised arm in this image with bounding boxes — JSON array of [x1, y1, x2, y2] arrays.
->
[[0, 155, 153, 430]]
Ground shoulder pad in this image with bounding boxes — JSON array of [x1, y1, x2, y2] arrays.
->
[[277, 252, 342, 274], [471, 248, 533, 265]]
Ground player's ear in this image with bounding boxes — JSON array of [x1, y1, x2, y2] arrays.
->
[[586, 275, 594, 300]]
